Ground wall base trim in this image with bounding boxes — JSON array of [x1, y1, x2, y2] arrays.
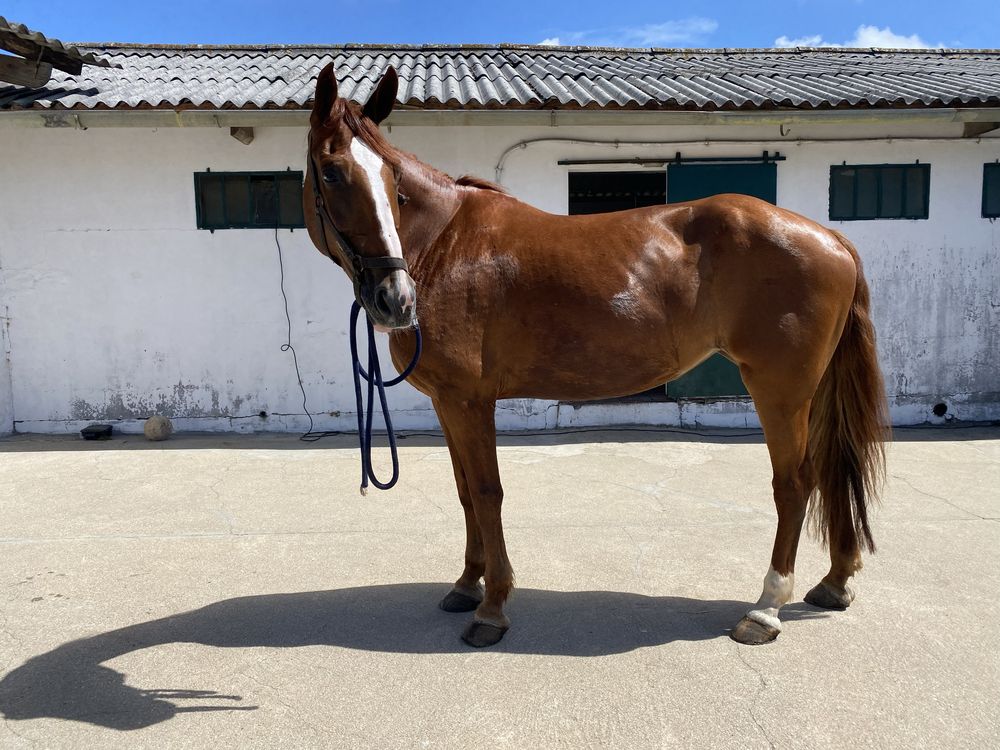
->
[[11, 396, 996, 435]]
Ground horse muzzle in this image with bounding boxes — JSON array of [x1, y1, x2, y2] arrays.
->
[[362, 270, 417, 330]]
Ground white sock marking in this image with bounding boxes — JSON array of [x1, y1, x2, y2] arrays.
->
[[746, 566, 794, 632]]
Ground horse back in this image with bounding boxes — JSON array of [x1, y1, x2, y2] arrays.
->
[[457, 190, 857, 314]]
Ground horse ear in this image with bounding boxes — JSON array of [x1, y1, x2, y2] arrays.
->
[[311, 62, 339, 126], [362, 66, 398, 125]]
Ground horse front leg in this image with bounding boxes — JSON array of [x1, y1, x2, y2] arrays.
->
[[435, 398, 512, 647], [436, 403, 485, 613]]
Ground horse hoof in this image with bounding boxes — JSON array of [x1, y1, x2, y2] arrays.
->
[[461, 620, 508, 648], [730, 616, 780, 645], [439, 589, 482, 613], [804, 581, 855, 610]]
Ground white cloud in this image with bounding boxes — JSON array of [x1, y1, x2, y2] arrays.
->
[[622, 18, 719, 46], [774, 34, 825, 47], [775, 24, 942, 49], [851, 25, 931, 47], [538, 37, 561, 46], [539, 17, 719, 48]]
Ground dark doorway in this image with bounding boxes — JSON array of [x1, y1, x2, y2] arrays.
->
[[568, 171, 666, 215]]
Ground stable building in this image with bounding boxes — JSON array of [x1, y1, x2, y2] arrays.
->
[[1, 21, 998, 434]]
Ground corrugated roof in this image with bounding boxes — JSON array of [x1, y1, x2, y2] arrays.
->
[[0, 16, 116, 74], [1, 43, 999, 112]]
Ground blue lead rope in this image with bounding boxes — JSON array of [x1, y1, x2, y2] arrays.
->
[[349, 301, 422, 494]]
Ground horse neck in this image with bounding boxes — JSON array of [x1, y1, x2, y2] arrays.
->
[[395, 154, 463, 273]]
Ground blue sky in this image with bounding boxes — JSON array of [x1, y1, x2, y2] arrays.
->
[[4, 0, 999, 48]]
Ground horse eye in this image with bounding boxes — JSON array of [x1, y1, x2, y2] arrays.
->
[[398, 191, 409, 206], [322, 167, 342, 184]]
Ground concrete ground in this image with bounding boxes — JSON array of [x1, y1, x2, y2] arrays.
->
[[0, 425, 997, 749]]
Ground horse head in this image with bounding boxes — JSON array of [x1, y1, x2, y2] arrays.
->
[[305, 63, 416, 330]]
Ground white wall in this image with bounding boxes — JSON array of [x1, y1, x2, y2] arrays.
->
[[0, 118, 997, 434], [775, 141, 1000, 424], [392, 121, 1000, 425]]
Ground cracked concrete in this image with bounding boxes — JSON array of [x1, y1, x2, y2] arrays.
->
[[0, 425, 997, 749], [734, 643, 775, 750]]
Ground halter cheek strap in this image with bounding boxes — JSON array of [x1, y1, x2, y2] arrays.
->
[[307, 135, 409, 306]]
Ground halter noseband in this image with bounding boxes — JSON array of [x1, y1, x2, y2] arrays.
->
[[307, 134, 410, 306]]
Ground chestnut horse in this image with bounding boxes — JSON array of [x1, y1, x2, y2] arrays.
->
[[304, 64, 889, 648]]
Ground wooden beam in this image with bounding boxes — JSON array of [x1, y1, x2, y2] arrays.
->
[[230, 126, 255, 145], [0, 31, 83, 75], [0, 54, 52, 87], [963, 121, 1000, 138]]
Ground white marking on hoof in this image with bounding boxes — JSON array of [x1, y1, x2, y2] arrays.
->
[[744, 566, 794, 633], [746, 609, 782, 631]]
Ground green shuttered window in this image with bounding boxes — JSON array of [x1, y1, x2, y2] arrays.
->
[[829, 164, 930, 221], [194, 171, 305, 230], [984, 163, 1000, 219]]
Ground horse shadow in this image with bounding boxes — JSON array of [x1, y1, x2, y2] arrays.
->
[[0, 583, 829, 730]]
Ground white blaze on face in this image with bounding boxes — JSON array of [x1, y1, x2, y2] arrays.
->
[[349, 137, 404, 259], [746, 566, 794, 632]]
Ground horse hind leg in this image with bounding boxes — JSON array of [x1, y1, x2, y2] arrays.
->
[[803, 531, 861, 610], [802, 280, 888, 611], [802, 460, 865, 611], [730, 394, 815, 645]]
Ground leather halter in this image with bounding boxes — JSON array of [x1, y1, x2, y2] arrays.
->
[[307, 134, 410, 307]]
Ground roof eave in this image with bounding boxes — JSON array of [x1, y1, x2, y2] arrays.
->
[[2, 104, 999, 129]]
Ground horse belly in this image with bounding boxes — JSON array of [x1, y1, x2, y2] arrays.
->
[[494, 314, 704, 402]]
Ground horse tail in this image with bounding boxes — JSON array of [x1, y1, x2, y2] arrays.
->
[[807, 235, 890, 554]]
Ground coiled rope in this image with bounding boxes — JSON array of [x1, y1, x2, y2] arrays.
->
[[349, 301, 422, 494]]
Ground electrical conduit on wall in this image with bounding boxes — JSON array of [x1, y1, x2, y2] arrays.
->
[[0, 303, 13, 435]]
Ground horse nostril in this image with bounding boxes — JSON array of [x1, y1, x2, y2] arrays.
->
[[373, 286, 394, 318]]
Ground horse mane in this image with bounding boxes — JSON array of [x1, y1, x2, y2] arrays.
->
[[456, 175, 509, 194], [331, 99, 508, 194]]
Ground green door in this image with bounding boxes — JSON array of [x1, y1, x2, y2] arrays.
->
[[665, 162, 777, 399]]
